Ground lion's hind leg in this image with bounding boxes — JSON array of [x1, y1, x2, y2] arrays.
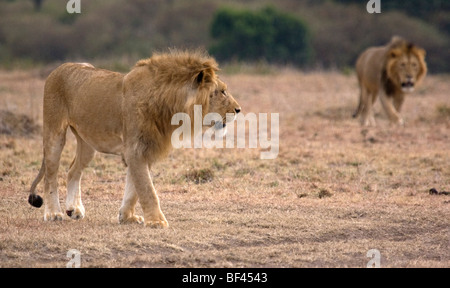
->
[[65, 127, 96, 220], [42, 130, 67, 221]]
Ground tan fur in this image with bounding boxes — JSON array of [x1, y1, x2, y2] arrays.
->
[[353, 36, 427, 126], [29, 50, 241, 228]]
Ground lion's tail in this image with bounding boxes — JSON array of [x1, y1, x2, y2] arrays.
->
[[352, 105, 362, 118], [353, 81, 364, 118], [28, 158, 45, 208], [352, 96, 363, 118]]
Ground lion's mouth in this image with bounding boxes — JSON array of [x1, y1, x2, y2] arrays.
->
[[214, 121, 226, 130], [401, 81, 415, 92], [213, 113, 237, 130], [213, 121, 228, 138]]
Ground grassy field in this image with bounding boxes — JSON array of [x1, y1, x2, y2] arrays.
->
[[0, 67, 449, 267]]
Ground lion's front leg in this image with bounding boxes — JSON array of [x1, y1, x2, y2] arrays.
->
[[379, 92, 404, 125], [118, 168, 144, 224], [120, 156, 169, 228]]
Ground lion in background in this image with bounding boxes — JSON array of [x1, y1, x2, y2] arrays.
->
[[28, 50, 241, 228], [353, 36, 427, 126]]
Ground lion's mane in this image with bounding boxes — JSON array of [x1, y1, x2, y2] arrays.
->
[[122, 50, 220, 162]]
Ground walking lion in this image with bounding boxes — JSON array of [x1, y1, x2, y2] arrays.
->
[[353, 36, 427, 126], [28, 50, 241, 228]]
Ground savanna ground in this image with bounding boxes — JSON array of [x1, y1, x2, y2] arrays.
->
[[0, 67, 449, 268]]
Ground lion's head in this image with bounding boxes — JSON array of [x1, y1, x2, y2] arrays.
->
[[123, 50, 241, 160], [208, 78, 241, 130], [385, 40, 427, 93]]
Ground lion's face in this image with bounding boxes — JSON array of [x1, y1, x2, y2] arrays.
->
[[393, 54, 422, 93], [387, 46, 427, 93], [208, 79, 241, 129]]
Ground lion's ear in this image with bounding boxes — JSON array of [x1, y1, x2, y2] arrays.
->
[[195, 68, 215, 89], [414, 47, 426, 59], [389, 48, 402, 59]]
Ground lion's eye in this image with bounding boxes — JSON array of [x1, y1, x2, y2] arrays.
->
[[221, 90, 227, 96]]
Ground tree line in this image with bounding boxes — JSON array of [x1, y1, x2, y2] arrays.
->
[[0, 0, 448, 72]]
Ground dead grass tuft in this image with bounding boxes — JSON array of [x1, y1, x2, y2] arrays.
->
[[184, 168, 215, 184], [318, 189, 332, 199], [436, 104, 450, 119]]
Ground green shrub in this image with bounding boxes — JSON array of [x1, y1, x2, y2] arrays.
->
[[210, 6, 313, 67]]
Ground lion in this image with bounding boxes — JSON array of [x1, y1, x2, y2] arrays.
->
[[353, 36, 427, 126], [28, 50, 241, 228]]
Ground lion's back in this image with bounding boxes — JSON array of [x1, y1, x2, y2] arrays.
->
[[356, 46, 386, 92], [43, 63, 125, 144], [46, 63, 122, 95]]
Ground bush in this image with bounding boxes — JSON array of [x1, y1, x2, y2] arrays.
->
[[1, 15, 70, 62], [210, 6, 313, 67]]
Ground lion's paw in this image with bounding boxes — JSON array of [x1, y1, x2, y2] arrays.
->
[[118, 213, 144, 225], [144, 220, 169, 229], [388, 118, 405, 126], [44, 212, 64, 221], [66, 206, 85, 220]]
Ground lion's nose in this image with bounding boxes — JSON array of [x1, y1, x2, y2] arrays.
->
[[235, 107, 241, 114]]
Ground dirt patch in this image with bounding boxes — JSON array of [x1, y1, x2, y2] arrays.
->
[[0, 110, 40, 136]]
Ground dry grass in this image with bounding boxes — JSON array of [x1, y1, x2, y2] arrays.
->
[[0, 68, 449, 267]]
